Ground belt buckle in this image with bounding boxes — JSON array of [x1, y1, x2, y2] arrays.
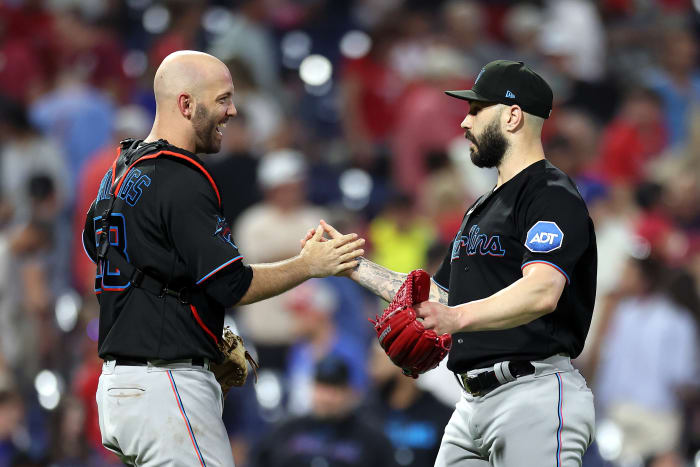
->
[[461, 374, 481, 396]]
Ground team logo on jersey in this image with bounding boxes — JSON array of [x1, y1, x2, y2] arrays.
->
[[451, 225, 505, 261], [213, 216, 237, 248], [525, 221, 563, 253]]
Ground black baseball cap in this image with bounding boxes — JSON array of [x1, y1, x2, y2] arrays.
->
[[315, 354, 351, 386], [445, 60, 553, 119]]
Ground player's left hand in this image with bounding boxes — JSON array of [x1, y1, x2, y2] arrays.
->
[[415, 301, 462, 336], [300, 227, 326, 249]]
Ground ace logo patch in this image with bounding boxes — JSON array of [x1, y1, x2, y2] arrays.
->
[[525, 221, 563, 253]]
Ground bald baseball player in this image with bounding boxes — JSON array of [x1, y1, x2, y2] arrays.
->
[[82, 50, 364, 466], [310, 60, 597, 466]]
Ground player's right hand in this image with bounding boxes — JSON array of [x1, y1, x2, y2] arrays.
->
[[317, 220, 365, 278], [300, 221, 364, 278]]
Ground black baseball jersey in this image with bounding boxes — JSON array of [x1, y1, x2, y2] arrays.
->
[[82, 141, 253, 361], [433, 159, 597, 373]]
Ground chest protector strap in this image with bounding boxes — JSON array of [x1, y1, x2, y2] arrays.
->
[[95, 139, 220, 303]]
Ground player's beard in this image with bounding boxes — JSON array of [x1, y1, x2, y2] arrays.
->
[[466, 118, 509, 169], [192, 104, 221, 154]]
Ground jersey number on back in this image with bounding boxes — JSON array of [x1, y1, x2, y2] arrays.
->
[[93, 213, 130, 292]]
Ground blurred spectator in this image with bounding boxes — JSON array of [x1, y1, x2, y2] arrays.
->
[[651, 159, 700, 241], [235, 149, 327, 370], [222, 372, 268, 467], [5, 175, 65, 372], [0, 100, 68, 224], [390, 45, 470, 194], [51, 8, 128, 102], [545, 108, 600, 180], [594, 87, 666, 186], [633, 181, 690, 266], [0, 1, 57, 102], [224, 59, 283, 153], [363, 342, 452, 467], [0, 201, 17, 369], [29, 73, 114, 188], [48, 395, 110, 466], [593, 257, 699, 463], [69, 305, 111, 464], [368, 192, 434, 274], [252, 354, 398, 467], [538, 0, 619, 122], [149, 2, 205, 69], [206, 112, 262, 225], [647, 18, 700, 149], [0, 375, 26, 466], [538, 0, 606, 83], [286, 279, 368, 415], [208, 0, 280, 95], [502, 3, 545, 67], [441, 0, 507, 76], [0, 24, 45, 103], [419, 151, 469, 246], [340, 19, 404, 167]]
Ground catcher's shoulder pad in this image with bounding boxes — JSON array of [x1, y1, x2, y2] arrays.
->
[[110, 138, 222, 208]]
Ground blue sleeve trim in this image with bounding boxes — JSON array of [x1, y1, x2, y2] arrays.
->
[[195, 256, 243, 285], [431, 277, 449, 292], [81, 229, 96, 264], [521, 260, 570, 284]]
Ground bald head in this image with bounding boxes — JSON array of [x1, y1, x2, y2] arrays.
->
[[149, 50, 237, 154], [154, 50, 231, 108]]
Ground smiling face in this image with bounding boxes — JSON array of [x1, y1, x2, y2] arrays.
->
[[192, 70, 236, 154], [461, 101, 510, 169]]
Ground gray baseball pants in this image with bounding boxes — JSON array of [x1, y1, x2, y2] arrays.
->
[[96, 359, 234, 466], [435, 354, 595, 467]]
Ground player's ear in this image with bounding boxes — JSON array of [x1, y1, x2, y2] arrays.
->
[[503, 105, 524, 133], [177, 93, 193, 119]]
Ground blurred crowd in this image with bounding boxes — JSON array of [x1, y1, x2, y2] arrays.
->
[[0, 0, 699, 466]]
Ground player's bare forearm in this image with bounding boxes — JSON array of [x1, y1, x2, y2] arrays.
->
[[416, 263, 566, 335], [349, 257, 407, 302], [237, 227, 363, 305], [237, 223, 363, 305], [455, 263, 566, 332], [429, 281, 449, 305], [349, 257, 449, 305], [236, 256, 310, 305]]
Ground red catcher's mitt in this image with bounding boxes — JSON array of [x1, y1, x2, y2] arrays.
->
[[370, 269, 452, 378]]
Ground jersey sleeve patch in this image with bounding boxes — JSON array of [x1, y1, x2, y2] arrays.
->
[[525, 221, 563, 253], [213, 216, 237, 248]]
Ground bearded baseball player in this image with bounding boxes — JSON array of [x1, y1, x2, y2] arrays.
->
[[313, 60, 597, 466], [81, 51, 364, 466]]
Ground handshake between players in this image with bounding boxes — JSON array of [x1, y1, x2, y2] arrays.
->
[[298, 221, 365, 278]]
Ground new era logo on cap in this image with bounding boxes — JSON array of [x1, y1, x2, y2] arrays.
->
[[505, 90, 516, 98]]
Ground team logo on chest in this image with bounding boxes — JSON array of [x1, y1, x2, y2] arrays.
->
[[451, 225, 506, 261], [213, 216, 237, 248]]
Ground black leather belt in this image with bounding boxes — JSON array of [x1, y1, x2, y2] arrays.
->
[[112, 357, 206, 367], [458, 361, 535, 396]]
